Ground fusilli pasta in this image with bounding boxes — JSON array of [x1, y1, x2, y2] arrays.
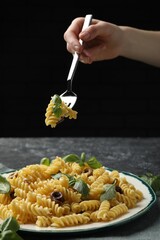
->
[[45, 95, 78, 128], [0, 154, 144, 228]]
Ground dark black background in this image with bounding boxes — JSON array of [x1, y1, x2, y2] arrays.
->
[[0, 1, 160, 137]]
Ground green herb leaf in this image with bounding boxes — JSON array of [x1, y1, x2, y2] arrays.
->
[[73, 179, 89, 196], [66, 175, 76, 186], [53, 107, 62, 118], [100, 183, 116, 201], [52, 94, 62, 105], [40, 157, 51, 166], [51, 94, 63, 118], [0, 217, 20, 233], [151, 176, 160, 195], [86, 156, 102, 169], [0, 230, 23, 240], [62, 153, 103, 169], [63, 154, 80, 163], [52, 173, 76, 186], [76, 152, 86, 166], [52, 173, 63, 179], [0, 175, 11, 194], [80, 152, 86, 162], [0, 217, 23, 240], [140, 173, 160, 196]]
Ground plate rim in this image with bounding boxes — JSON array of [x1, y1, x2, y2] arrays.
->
[[0, 168, 157, 234]]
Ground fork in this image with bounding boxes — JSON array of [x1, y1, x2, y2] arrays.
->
[[60, 14, 93, 108]]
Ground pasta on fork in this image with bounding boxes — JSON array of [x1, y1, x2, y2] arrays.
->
[[45, 94, 77, 128]]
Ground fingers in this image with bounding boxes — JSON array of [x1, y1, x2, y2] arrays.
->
[[64, 17, 86, 54], [63, 17, 106, 64], [65, 38, 82, 54], [79, 53, 93, 64]]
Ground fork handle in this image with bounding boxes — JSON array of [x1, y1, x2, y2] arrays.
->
[[67, 14, 93, 81]]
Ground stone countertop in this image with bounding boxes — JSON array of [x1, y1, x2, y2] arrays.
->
[[0, 137, 160, 240]]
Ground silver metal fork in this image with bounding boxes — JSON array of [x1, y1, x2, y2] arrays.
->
[[60, 14, 93, 108]]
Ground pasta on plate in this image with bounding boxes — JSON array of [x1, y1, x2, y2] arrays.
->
[[0, 154, 144, 228], [45, 94, 77, 128]]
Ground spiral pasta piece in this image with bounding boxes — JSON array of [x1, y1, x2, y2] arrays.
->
[[116, 192, 137, 208], [0, 204, 13, 219], [51, 213, 90, 228], [0, 193, 12, 205], [97, 200, 110, 220], [36, 216, 52, 227], [105, 203, 128, 221], [45, 97, 77, 128], [79, 200, 100, 211], [135, 189, 144, 201]]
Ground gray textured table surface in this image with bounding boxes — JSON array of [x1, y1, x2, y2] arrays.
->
[[0, 137, 160, 240]]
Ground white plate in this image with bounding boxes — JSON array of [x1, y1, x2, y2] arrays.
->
[[1, 169, 157, 234]]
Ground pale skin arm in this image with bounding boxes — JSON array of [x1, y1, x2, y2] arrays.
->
[[64, 17, 160, 68], [121, 27, 160, 68]]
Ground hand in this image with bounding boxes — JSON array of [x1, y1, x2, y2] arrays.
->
[[63, 17, 124, 64]]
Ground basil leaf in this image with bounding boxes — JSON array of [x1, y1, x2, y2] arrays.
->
[[51, 94, 63, 118], [63, 154, 80, 163], [52, 94, 62, 105], [0, 217, 20, 233], [78, 160, 85, 167], [0, 175, 11, 194], [73, 179, 89, 196], [53, 106, 62, 118], [77, 152, 86, 166], [67, 175, 76, 186], [100, 184, 116, 201], [80, 152, 86, 162], [86, 156, 102, 169], [151, 176, 160, 195], [140, 175, 151, 185], [52, 173, 76, 186], [52, 173, 63, 179], [40, 157, 51, 166], [140, 173, 160, 196], [0, 230, 23, 240], [62, 153, 103, 169]]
